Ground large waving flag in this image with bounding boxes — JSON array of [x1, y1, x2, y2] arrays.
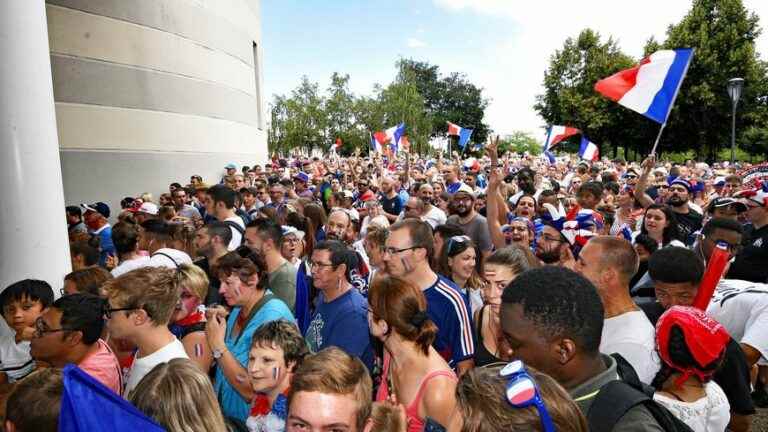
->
[[447, 121, 474, 149], [374, 123, 406, 153], [595, 49, 693, 124], [543, 125, 580, 151], [59, 364, 164, 431], [578, 137, 600, 161], [329, 137, 342, 152], [369, 132, 382, 153]]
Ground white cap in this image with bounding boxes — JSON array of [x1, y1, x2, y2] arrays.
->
[[138, 202, 159, 215]]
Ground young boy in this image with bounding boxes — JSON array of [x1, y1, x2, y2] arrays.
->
[[102, 266, 188, 395], [0, 279, 54, 384]]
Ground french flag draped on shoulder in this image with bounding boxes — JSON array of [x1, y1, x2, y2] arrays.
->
[[578, 137, 599, 161], [543, 125, 580, 151], [595, 49, 694, 124], [447, 121, 474, 149]]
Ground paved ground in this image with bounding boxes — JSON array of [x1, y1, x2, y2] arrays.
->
[[754, 408, 768, 431]]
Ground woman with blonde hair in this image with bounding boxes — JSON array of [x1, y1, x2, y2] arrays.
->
[[369, 276, 460, 431], [128, 358, 228, 432], [452, 363, 588, 432], [170, 263, 212, 372]]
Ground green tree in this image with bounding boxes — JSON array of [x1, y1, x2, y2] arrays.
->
[[659, 0, 764, 160], [535, 29, 640, 158], [379, 67, 432, 154], [268, 76, 326, 154], [501, 131, 542, 155], [398, 59, 490, 143]]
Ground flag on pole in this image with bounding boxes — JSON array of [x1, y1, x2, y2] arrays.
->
[[374, 123, 406, 149], [330, 137, 342, 152], [578, 137, 600, 161], [59, 364, 165, 431], [543, 125, 580, 151], [369, 132, 381, 153], [447, 121, 474, 149], [594, 49, 694, 124], [543, 150, 556, 164]]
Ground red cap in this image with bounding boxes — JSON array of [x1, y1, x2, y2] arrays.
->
[[656, 306, 730, 387], [360, 190, 375, 202]]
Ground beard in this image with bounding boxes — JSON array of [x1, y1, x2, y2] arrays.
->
[[666, 196, 686, 207], [536, 245, 563, 264]]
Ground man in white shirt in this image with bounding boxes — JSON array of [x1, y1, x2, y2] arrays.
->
[[103, 266, 188, 394], [205, 184, 244, 250], [576, 236, 660, 384], [418, 183, 446, 229]]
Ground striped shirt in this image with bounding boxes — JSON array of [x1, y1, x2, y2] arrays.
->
[[0, 335, 35, 383], [423, 275, 475, 367]]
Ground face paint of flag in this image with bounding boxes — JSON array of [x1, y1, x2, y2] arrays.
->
[[235, 373, 248, 383], [194, 343, 203, 358], [273, 367, 280, 380], [507, 379, 536, 405]]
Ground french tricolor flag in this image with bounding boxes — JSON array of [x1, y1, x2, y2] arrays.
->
[[595, 49, 693, 124], [374, 123, 406, 149], [578, 137, 599, 161], [543, 125, 580, 151]]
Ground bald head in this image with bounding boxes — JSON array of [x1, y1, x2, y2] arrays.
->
[[580, 236, 639, 286]]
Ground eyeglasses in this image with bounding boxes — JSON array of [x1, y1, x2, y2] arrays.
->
[[383, 245, 420, 255], [309, 261, 335, 270], [34, 318, 75, 338], [501, 360, 556, 432], [701, 235, 743, 255]]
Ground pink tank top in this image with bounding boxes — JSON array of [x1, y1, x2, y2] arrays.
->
[[375, 353, 457, 432]]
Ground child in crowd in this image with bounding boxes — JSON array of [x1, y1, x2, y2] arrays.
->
[[653, 306, 731, 432], [0, 279, 54, 384], [246, 320, 308, 432]]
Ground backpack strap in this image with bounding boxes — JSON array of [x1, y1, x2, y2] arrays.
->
[[587, 380, 650, 432], [223, 220, 246, 243]]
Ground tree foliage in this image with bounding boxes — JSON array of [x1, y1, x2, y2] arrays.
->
[[501, 131, 542, 155], [268, 60, 489, 155], [536, 0, 768, 160]]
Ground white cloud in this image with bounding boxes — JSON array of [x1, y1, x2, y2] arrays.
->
[[407, 37, 427, 48], [433, 0, 768, 138]]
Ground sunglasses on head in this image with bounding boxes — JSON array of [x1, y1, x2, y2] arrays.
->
[[501, 360, 556, 432]]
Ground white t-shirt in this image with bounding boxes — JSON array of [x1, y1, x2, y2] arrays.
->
[[653, 382, 730, 432], [707, 279, 768, 363], [124, 338, 188, 395], [422, 206, 447, 229], [111, 256, 151, 277], [148, 248, 193, 269], [225, 216, 245, 251], [0, 334, 34, 383], [600, 310, 661, 384]]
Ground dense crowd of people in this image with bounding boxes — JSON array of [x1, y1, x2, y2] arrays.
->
[[2, 144, 768, 432]]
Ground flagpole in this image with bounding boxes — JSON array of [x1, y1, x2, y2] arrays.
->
[[650, 122, 666, 156]]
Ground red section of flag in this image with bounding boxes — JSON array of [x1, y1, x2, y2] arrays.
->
[[595, 57, 651, 102]]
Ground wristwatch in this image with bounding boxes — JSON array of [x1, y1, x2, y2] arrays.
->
[[213, 346, 228, 360]]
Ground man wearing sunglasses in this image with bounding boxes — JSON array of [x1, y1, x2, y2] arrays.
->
[[30, 293, 122, 394], [500, 267, 665, 431], [729, 186, 768, 283]]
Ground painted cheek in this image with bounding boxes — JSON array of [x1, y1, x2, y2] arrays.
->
[[181, 296, 199, 314]]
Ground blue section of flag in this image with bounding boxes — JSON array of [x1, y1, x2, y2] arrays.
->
[[645, 48, 694, 124], [544, 150, 556, 164], [543, 127, 553, 152], [59, 364, 165, 431], [392, 122, 406, 152], [458, 128, 474, 149], [578, 136, 589, 157]]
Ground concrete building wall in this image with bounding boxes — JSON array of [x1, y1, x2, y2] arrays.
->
[[46, 0, 266, 214]]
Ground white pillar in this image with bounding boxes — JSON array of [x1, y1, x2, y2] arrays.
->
[[0, 1, 71, 293]]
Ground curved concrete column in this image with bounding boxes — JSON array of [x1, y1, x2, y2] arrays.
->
[[0, 1, 71, 291]]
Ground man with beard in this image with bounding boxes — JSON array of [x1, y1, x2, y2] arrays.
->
[[665, 178, 703, 245], [536, 223, 575, 267], [418, 183, 446, 229], [244, 219, 297, 311], [446, 184, 492, 258], [379, 177, 402, 223], [193, 222, 229, 305], [509, 167, 538, 206], [322, 209, 370, 295]]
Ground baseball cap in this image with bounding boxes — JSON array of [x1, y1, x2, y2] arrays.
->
[[281, 225, 305, 240], [342, 190, 354, 200], [293, 172, 310, 183], [224, 163, 237, 170], [734, 184, 768, 207], [137, 202, 159, 215], [360, 190, 376, 202], [669, 178, 692, 192], [707, 197, 747, 213], [713, 176, 726, 187], [81, 202, 110, 218], [454, 183, 475, 198]]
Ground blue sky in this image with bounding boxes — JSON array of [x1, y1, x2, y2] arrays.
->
[[262, 0, 768, 138]]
